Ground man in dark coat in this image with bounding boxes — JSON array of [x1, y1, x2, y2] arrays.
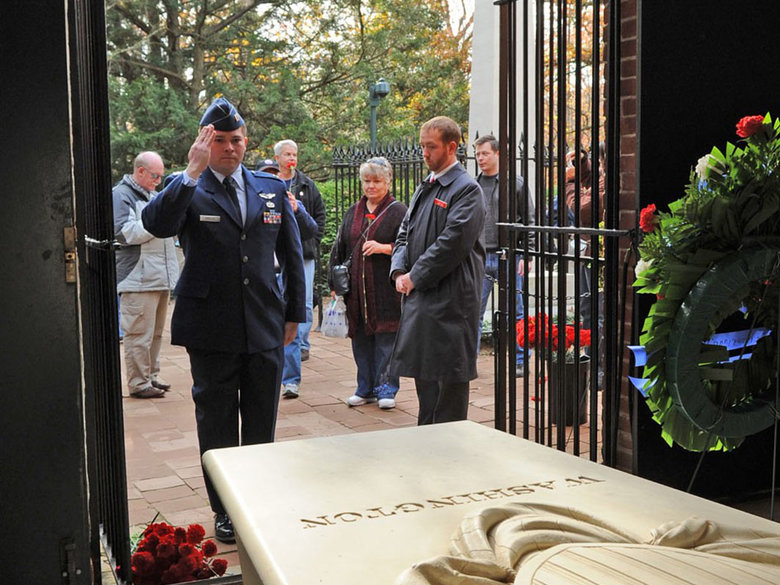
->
[[390, 116, 485, 425], [142, 98, 306, 543]]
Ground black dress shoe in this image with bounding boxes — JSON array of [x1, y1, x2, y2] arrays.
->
[[214, 513, 235, 543]]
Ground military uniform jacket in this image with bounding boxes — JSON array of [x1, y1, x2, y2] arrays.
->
[[390, 164, 486, 382], [142, 166, 306, 354]]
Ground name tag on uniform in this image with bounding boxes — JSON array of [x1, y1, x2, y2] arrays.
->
[[434, 198, 448, 209], [264, 210, 282, 224], [200, 215, 221, 222]]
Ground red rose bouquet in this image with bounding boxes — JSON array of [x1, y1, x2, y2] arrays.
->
[[516, 314, 591, 363], [131, 522, 228, 584]]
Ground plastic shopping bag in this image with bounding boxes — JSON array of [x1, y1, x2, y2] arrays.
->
[[321, 296, 349, 338]]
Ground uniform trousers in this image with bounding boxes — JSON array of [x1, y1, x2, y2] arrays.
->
[[120, 290, 169, 393], [414, 379, 470, 425], [187, 346, 284, 514]]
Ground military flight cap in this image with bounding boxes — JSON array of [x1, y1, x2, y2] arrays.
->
[[200, 97, 244, 131], [256, 159, 279, 173]]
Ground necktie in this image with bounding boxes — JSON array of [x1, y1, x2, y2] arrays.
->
[[223, 177, 241, 218]]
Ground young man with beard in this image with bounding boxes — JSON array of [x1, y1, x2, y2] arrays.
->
[[390, 116, 485, 425]]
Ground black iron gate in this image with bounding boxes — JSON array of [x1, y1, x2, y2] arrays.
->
[[72, 0, 131, 582], [489, 0, 631, 464]]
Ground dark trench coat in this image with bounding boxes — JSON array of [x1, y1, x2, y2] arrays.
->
[[389, 164, 485, 382]]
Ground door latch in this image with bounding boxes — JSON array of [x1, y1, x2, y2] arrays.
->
[[64, 226, 77, 283]]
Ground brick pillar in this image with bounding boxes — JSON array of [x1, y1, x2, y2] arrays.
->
[[615, 0, 638, 472]]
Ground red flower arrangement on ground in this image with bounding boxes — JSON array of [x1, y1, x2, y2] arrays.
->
[[516, 314, 591, 362], [131, 522, 228, 584]]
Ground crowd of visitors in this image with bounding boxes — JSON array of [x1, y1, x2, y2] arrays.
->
[[114, 97, 531, 542]]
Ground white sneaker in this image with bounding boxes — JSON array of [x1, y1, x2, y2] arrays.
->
[[347, 394, 376, 406], [282, 384, 299, 399], [377, 397, 396, 410]]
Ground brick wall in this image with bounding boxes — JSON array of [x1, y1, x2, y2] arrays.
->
[[615, 0, 637, 472]]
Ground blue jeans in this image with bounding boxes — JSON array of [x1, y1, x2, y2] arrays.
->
[[117, 294, 124, 337], [351, 324, 399, 399], [479, 251, 528, 365], [282, 259, 315, 385]]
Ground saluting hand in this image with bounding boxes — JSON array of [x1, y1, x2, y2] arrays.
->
[[185, 124, 215, 180]]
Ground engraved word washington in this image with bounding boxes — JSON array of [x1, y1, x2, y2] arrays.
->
[[300, 475, 604, 529]]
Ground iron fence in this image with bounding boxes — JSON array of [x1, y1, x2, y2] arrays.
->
[[331, 140, 469, 220], [492, 0, 631, 464]]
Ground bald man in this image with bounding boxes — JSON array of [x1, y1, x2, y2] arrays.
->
[[113, 151, 180, 398]]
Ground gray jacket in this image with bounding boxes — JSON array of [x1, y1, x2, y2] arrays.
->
[[113, 175, 179, 293]]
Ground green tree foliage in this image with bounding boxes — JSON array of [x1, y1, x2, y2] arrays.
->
[[106, 0, 472, 182]]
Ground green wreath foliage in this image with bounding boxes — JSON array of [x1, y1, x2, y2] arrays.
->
[[634, 113, 780, 452]]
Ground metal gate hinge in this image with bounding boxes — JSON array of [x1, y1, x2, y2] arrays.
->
[[64, 226, 77, 283]]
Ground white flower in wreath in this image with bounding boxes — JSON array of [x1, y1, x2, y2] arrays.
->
[[695, 154, 712, 179], [635, 257, 652, 279]]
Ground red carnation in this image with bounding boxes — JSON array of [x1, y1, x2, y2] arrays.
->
[[564, 326, 575, 350], [639, 204, 657, 233], [131, 551, 157, 578], [211, 558, 229, 576], [202, 540, 218, 558], [174, 527, 187, 544], [155, 541, 178, 562], [736, 115, 764, 138], [178, 543, 197, 557], [186, 524, 206, 545]]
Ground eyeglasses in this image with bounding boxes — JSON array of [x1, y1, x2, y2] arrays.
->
[[366, 157, 389, 168], [143, 167, 163, 180]]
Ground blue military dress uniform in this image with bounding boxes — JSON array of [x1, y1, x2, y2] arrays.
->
[[142, 99, 306, 521]]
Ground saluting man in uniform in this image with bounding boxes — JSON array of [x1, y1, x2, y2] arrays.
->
[[142, 98, 306, 543]]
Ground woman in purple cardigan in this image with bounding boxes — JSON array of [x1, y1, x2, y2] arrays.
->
[[328, 157, 408, 409]]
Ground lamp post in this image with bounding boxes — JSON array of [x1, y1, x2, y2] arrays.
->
[[369, 78, 390, 150]]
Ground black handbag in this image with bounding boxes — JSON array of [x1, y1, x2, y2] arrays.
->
[[331, 261, 351, 296]]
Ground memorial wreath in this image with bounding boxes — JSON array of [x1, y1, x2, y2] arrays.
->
[[634, 113, 780, 452]]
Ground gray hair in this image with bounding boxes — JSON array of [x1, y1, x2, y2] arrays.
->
[[274, 139, 298, 155], [359, 157, 393, 184]]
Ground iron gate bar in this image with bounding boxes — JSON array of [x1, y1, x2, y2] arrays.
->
[[605, 0, 623, 468], [493, 0, 627, 463], [497, 0, 511, 433], [71, 0, 131, 581]]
